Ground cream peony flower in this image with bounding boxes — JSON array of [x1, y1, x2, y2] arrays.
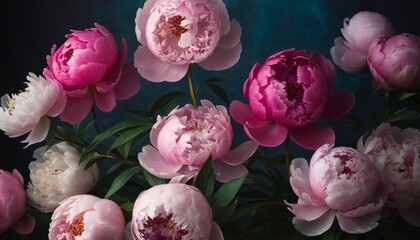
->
[[26, 142, 99, 213]]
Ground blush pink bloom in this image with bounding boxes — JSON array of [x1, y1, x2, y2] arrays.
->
[[131, 183, 223, 240], [285, 144, 390, 236], [43, 23, 141, 124], [0, 169, 35, 235], [48, 194, 125, 240], [138, 99, 258, 183], [357, 123, 420, 226], [367, 33, 420, 90], [0, 73, 66, 147], [330, 11, 394, 73], [230, 49, 355, 150], [134, 0, 242, 82]]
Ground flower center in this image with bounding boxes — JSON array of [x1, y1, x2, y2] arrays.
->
[[334, 152, 356, 179], [139, 213, 190, 240], [67, 214, 84, 236], [286, 80, 304, 102], [169, 15, 188, 36]]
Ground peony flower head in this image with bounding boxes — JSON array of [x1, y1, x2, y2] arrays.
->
[[367, 33, 420, 90], [330, 11, 394, 73], [0, 73, 66, 147], [138, 99, 258, 183], [0, 169, 35, 235], [285, 144, 389, 236], [27, 141, 100, 213], [48, 194, 125, 240], [358, 123, 420, 226], [230, 49, 355, 150], [43, 22, 140, 124], [131, 183, 223, 240], [134, 0, 242, 82]]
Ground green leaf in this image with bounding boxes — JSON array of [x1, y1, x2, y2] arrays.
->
[[143, 169, 167, 187], [193, 156, 215, 201], [78, 120, 94, 139], [104, 166, 142, 199], [385, 109, 420, 123], [119, 201, 135, 213], [213, 199, 238, 226], [211, 174, 247, 210], [109, 124, 152, 151], [206, 83, 230, 105], [204, 77, 230, 84], [397, 92, 418, 102], [83, 153, 110, 169], [150, 91, 188, 116]]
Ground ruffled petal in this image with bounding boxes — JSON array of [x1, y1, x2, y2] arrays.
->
[[199, 42, 242, 71], [93, 89, 116, 112], [113, 64, 141, 100], [134, 46, 188, 82], [286, 200, 330, 221], [289, 125, 335, 150], [60, 91, 94, 124], [22, 116, 50, 147], [218, 19, 241, 49], [292, 210, 336, 236], [219, 140, 259, 165], [214, 160, 248, 183], [244, 121, 288, 147], [321, 89, 355, 120], [138, 145, 183, 179]]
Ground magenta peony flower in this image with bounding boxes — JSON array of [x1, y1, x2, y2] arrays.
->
[[48, 194, 125, 240], [230, 49, 355, 150], [367, 33, 420, 90], [358, 123, 420, 226], [0, 169, 35, 235], [134, 0, 242, 82], [138, 99, 258, 183], [330, 11, 394, 73], [0, 73, 66, 147], [131, 183, 223, 240], [27, 142, 100, 213], [285, 144, 390, 236], [43, 23, 141, 124]]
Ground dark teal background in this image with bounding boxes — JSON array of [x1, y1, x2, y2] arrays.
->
[[1, 0, 419, 238]]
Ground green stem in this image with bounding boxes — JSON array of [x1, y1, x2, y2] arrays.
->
[[91, 107, 101, 134], [187, 64, 198, 108], [284, 136, 291, 177]]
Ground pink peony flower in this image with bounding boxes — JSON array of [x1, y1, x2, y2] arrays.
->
[[138, 99, 258, 183], [357, 123, 420, 226], [285, 144, 390, 236], [131, 183, 223, 240], [27, 142, 100, 213], [0, 73, 66, 147], [330, 11, 394, 73], [48, 194, 125, 240], [43, 23, 141, 124], [134, 0, 242, 82], [0, 169, 35, 235], [230, 49, 355, 150], [367, 33, 420, 90]]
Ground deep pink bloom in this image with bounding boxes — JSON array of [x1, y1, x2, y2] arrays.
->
[[367, 33, 420, 90], [134, 0, 242, 82], [131, 183, 223, 240], [358, 123, 420, 226], [138, 100, 258, 183], [330, 11, 394, 73], [0, 169, 35, 235], [285, 144, 390, 236], [48, 194, 125, 240], [43, 23, 141, 124], [230, 49, 355, 150]]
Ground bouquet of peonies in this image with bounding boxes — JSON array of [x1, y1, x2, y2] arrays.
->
[[1, 0, 419, 239]]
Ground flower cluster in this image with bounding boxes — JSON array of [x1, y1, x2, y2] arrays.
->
[[1, 1, 419, 239]]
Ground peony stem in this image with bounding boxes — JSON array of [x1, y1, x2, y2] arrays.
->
[[284, 136, 291, 177], [187, 64, 198, 108], [91, 107, 101, 134]]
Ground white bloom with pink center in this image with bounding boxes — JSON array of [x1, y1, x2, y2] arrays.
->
[[285, 144, 390, 236], [131, 183, 223, 240], [358, 123, 420, 226], [48, 194, 125, 240], [0, 73, 66, 146], [134, 0, 242, 82], [27, 142, 99, 213], [138, 99, 258, 183]]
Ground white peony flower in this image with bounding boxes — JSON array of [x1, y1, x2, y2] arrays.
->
[[0, 72, 66, 147], [26, 141, 100, 213]]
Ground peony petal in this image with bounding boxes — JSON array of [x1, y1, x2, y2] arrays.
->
[[321, 89, 355, 120], [138, 145, 183, 179], [286, 200, 330, 221], [209, 221, 224, 240], [213, 0, 230, 35], [113, 63, 141, 100], [289, 158, 313, 198], [214, 160, 248, 183], [219, 140, 259, 165], [60, 91, 94, 124], [12, 214, 35, 235], [229, 100, 267, 127], [22, 116, 50, 147], [330, 37, 368, 73], [311, 51, 337, 93], [134, 0, 158, 45], [218, 19, 241, 49], [398, 206, 420, 227], [289, 125, 335, 150], [134, 46, 188, 82], [93, 89, 116, 112], [336, 210, 381, 234], [199, 42, 242, 71], [292, 210, 336, 236], [244, 121, 288, 147]]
